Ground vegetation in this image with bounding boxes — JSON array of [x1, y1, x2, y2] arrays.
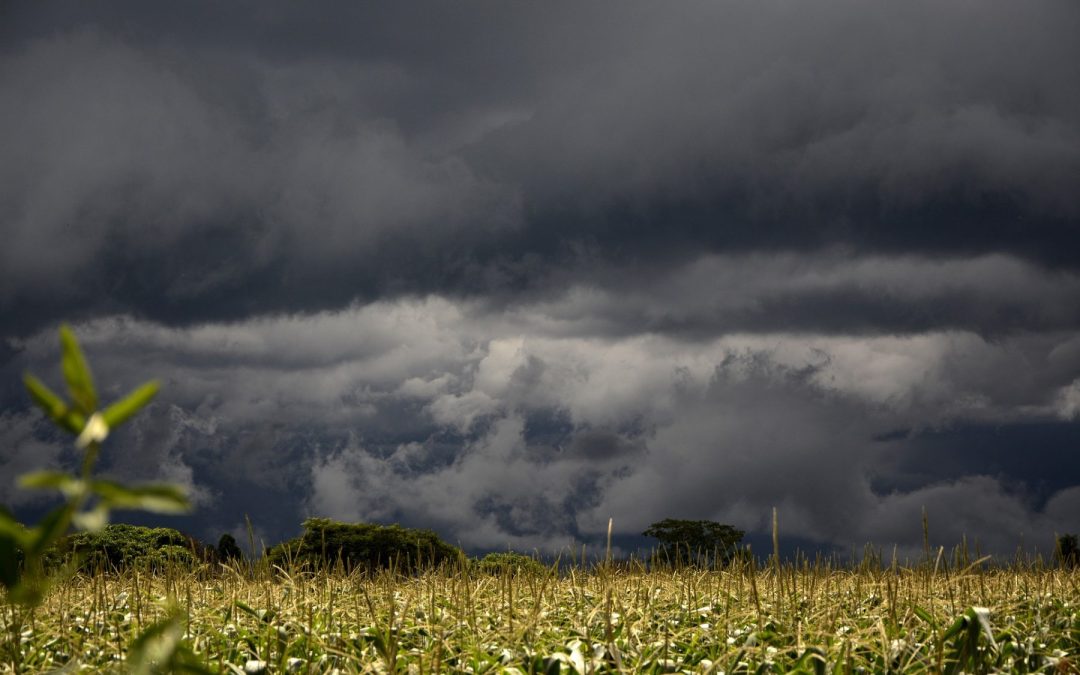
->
[[3, 552, 1079, 673], [0, 326, 200, 673], [265, 517, 462, 573], [217, 533, 245, 564], [477, 551, 548, 576], [1057, 534, 1078, 569], [643, 518, 745, 567], [47, 524, 207, 572]]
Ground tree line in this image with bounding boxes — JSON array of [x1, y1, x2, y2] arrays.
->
[[29, 518, 1080, 574]]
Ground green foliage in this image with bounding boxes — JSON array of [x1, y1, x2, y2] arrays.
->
[[126, 603, 215, 675], [216, 533, 244, 563], [48, 524, 207, 572], [478, 550, 548, 575], [643, 518, 745, 567], [1056, 533, 1078, 568], [266, 517, 462, 572], [1, 325, 198, 671], [1, 325, 187, 605]]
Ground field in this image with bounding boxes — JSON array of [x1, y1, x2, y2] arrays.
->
[[3, 555, 1079, 674]]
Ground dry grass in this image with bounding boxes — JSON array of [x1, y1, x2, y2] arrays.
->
[[3, 554, 1079, 674]]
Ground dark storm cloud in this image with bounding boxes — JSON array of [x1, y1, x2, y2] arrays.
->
[[2, 1, 1079, 338], [3, 3, 1080, 556]]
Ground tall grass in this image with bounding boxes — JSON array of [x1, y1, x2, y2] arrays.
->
[[3, 550, 1077, 673]]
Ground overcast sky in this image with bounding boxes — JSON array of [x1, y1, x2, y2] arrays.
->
[[2, 1, 1080, 558]]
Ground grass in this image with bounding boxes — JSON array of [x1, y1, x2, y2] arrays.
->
[[2, 552, 1078, 673]]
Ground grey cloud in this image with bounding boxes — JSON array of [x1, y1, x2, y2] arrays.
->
[[3, 3, 1079, 555], [2, 2, 1079, 339], [7, 305, 1078, 553], [0, 30, 520, 335], [506, 253, 1080, 338], [0, 412, 68, 508]]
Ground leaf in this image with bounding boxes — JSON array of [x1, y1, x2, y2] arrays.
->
[[102, 380, 160, 429], [0, 532, 20, 590], [913, 605, 936, 627], [92, 480, 190, 514], [126, 604, 198, 673], [60, 324, 97, 414], [23, 373, 68, 420], [0, 508, 24, 590], [0, 507, 30, 546], [235, 600, 276, 624], [19, 470, 85, 498], [26, 503, 74, 558], [942, 614, 968, 641], [56, 409, 88, 436]]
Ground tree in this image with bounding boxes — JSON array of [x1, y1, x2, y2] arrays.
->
[[643, 518, 745, 567], [1057, 534, 1078, 569], [217, 533, 244, 563], [265, 518, 462, 572], [52, 524, 208, 572]]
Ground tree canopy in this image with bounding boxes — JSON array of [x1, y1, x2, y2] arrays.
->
[[266, 518, 462, 572], [49, 524, 208, 572], [643, 518, 745, 567]]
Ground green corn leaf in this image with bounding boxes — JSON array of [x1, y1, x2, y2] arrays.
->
[[0, 507, 30, 545], [102, 380, 160, 429], [127, 604, 183, 673], [0, 507, 28, 589], [127, 605, 218, 675], [60, 324, 98, 414], [59, 409, 87, 435], [942, 613, 969, 641], [92, 480, 190, 514], [18, 470, 85, 498], [913, 605, 936, 627], [0, 532, 20, 590], [26, 503, 74, 558], [235, 600, 275, 623], [23, 373, 68, 420]]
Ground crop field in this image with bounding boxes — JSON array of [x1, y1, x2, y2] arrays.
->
[[3, 556, 1079, 674]]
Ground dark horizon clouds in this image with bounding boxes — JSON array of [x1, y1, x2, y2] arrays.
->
[[2, 1, 1079, 556]]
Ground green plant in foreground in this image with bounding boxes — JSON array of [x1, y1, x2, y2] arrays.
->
[[0, 325, 205, 672]]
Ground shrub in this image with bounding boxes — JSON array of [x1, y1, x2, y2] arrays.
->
[[477, 551, 547, 575], [265, 518, 461, 572], [49, 524, 209, 572], [1057, 534, 1079, 568], [217, 533, 244, 563]]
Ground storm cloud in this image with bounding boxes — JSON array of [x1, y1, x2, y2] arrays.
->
[[2, 1, 1079, 556]]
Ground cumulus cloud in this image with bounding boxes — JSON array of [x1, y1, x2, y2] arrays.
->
[[5, 295, 1078, 552]]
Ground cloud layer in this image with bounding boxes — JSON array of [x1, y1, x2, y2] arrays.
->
[[2, 2, 1079, 555]]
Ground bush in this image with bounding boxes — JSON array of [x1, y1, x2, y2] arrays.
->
[[216, 533, 244, 563], [265, 518, 462, 572], [49, 524, 209, 572], [1057, 534, 1079, 568], [477, 551, 547, 575]]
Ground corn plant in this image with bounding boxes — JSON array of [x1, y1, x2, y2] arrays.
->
[[0, 325, 205, 673]]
